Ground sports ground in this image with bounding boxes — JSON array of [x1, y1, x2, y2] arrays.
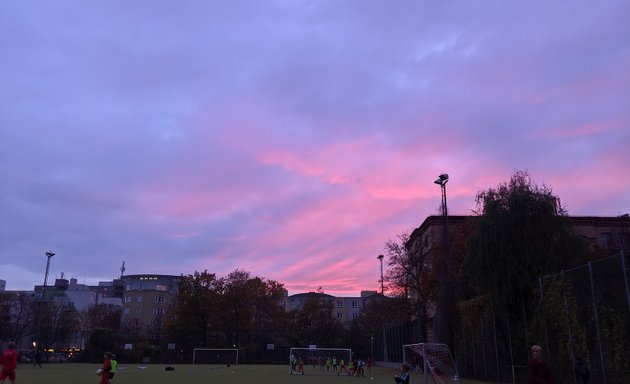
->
[[16, 363, 489, 384]]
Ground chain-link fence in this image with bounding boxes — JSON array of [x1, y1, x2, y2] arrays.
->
[[376, 251, 630, 384]]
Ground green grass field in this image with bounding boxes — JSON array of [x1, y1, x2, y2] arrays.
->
[[16, 363, 489, 384]]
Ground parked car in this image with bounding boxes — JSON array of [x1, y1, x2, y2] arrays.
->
[[48, 353, 68, 363]]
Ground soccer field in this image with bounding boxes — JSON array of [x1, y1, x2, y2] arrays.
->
[[16, 363, 489, 384]]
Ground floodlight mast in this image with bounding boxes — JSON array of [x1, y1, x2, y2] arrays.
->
[[377, 254, 384, 295], [43, 250, 55, 288], [434, 173, 449, 217], [433, 173, 454, 347]]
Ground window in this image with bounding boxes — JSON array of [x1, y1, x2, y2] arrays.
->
[[352, 313, 360, 318], [123, 308, 130, 315], [137, 296, 142, 303], [336, 312, 343, 319], [134, 319, 140, 326], [126, 284, 131, 291], [337, 301, 343, 308], [600, 232, 613, 249], [155, 296, 165, 302], [153, 308, 164, 315], [121, 320, 129, 327], [352, 301, 358, 308], [125, 296, 131, 303], [151, 320, 161, 327], [135, 308, 141, 314]]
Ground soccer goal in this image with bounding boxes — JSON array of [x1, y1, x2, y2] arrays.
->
[[403, 343, 460, 384], [192, 348, 238, 365], [289, 347, 352, 375]]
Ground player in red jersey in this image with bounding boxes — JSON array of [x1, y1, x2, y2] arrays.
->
[[98, 352, 113, 384], [0, 342, 18, 384]]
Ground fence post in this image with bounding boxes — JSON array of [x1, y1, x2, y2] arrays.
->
[[507, 317, 515, 384], [588, 261, 607, 384], [480, 318, 488, 380], [538, 277, 551, 354], [561, 270, 576, 384], [492, 310, 500, 382]]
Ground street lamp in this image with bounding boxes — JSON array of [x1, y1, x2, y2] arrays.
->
[[377, 254, 384, 295]]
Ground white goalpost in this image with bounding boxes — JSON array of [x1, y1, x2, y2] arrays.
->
[[192, 348, 239, 365], [288, 347, 352, 375], [403, 343, 460, 384]]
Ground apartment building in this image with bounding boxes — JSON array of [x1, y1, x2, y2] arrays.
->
[[281, 290, 383, 327], [405, 214, 630, 341], [119, 274, 180, 340]]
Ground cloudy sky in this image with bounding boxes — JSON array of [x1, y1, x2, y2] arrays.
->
[[1, 1, 628, 296]]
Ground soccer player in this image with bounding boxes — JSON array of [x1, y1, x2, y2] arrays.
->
[[289, 353, 294, 374], [297, 358, 305, 375], [332, 356, 337, 372], [99, 352, 113, 384], [357, 358, 365, 377], [338, 358, 348, 375], [527, 345, 554, 384], [109, 354, 118, 383], [0, 342, 18, 384], [393, 363, 410, 384]]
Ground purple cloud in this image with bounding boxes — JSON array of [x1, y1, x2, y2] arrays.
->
[[1, 1, 628, 295]]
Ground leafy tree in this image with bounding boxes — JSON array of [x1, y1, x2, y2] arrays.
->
[[165, 270, 222, 351], [219, 270, 288, 354], [465, 170, 588, 320], [385, 233, 435, 339], [78, 303, 120, 354], [38, 298, 80, 348], [289, 291, 345, 347], [0, 292, 35, 344], [86, 327, 116, 362]]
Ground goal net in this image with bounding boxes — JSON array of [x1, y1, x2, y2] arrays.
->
[[192, 348, 239, 365], [403, 343, 460, 384], [289, 347, 352, 375]]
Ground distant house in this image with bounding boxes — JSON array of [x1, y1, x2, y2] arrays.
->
[[281, 290, 384, 327]]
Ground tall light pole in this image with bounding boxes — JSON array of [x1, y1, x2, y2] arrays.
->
[[43, 250, 55, 293], [434, 174, 450, 265], [377, 254, 384, 295], [433, 173, 453, 347], [37, 250, 55, 348], [434, 173, 448, 217], [376, 253, 387, 362]]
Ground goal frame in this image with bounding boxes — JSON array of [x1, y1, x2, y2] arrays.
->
[[288, 347, 352, 375], [403, 343, 460, 384], [192, 348, 239, 365]]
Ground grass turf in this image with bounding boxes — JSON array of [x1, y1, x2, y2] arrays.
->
[[16, 363, 489, 384]]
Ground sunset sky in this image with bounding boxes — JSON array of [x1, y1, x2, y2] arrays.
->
[[1, 1, 629, 296]]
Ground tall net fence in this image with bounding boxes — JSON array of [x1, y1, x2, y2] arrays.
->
[[377, 251, 630, 384]]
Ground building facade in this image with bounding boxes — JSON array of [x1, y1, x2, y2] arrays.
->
[[282, 290, 383, 327], [119, 274, 180, 341], [405, 214, 630, 342]]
